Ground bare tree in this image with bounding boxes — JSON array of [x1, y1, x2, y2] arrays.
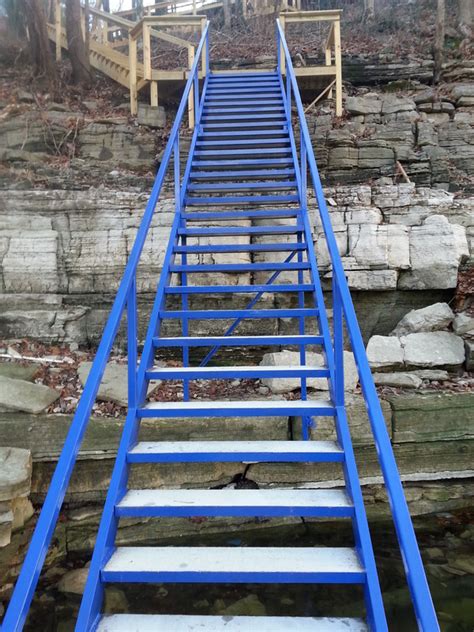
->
[[21, 0, 57, 84], [363, 0, 375, 22], [65, 0, 92, 85], [223, 0, 231, 27], [433, 0, 445, 84], [458, 0, 472, 29]]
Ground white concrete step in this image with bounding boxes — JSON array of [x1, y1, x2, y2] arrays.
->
[[116, 488, 353, 518], [138, 399, 334, 418], [127, 440, 344, 463], [101, 546, 365, 583], [97, 614, 368, 631]]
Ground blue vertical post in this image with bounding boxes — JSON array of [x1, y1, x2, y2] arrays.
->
[[175, 135, 189, 400], [332, 277, 345, 407], [127, 275, 138, 409]]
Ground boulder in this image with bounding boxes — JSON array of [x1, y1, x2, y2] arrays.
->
[[345, 96, 382, 116], [451, 84, 474, 101], [0, 376, 59, 414], [373, 372, 423, 389], [453, 312, 474, 337], [465, 340, 474, 371], [366, 336, 404, 371], [0, 363, 38, 381], [411, 369, 449, 381], [0, 447, 32, 502], [402, 332, 465, 368], [391, 302, 454, 336], [398, 215, 469, 290], [58, 567, 89, 595], [136, 104, 166, 128], [78, 361, 161, 407], [381, 95, 416, 115], [260, 349, 358, 394]]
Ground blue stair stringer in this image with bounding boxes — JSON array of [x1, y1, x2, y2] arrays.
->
[[2, 19, 440, 632]]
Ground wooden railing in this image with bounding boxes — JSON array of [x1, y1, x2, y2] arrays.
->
[[279, 9, 343, 116], [49, 1, 206, 125]]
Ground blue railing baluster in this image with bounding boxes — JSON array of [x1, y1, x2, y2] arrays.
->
[[2, 22, 210, 631], [127, 276, 138, 409], [276, 19, 439, 631]]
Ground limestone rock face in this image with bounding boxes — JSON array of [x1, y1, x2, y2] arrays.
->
[[260, 349, 358, 394], [366, 336, 404, 371], [391, 302, 454, 336], [402, 332, 465, 368], [398, 215, 469, 289], [0, 376, 59, 414], [137, 104, 166, 128]]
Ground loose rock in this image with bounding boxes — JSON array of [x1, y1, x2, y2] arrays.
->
[[391, 303, 454, 336], [402, 332, 465, 368], [373, 372, 423, 389], [366, 336, 404, 371], [0, 376, 59, 414]]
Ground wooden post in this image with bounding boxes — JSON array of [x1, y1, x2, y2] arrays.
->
[[129, 36, 138, 116], [333, 17, 342, 117], [325, 41, 333, 99], [150, 81, 158, 107], [192, 0, 197, 15], [143, 23, 151, 80], [55, 0, 61, 61], [188, 46, 195, 129]]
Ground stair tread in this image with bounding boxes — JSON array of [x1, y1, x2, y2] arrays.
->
[[98, 615, 368, 632], [146, 365, 328, 377], [118, 488, 352, 510], [140, 399, 332, 411], [127, 440, 343, 463], [153, 334, 323, 346], [102, 546, 364, 581]]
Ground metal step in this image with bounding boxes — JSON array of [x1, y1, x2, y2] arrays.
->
[[194, 147, 292, 156], [174, 242, 307, 254], [184, 194, 299, 205], [180, 209, 300, 220], [178, 225, 301, 237], [137, 399, 334, 419], [164, 283, 312, 294], [191, 158, 294, 168], [189, 169, 294, 181], [204, 99, 283, 107], [116, 488, 353, 518], [145, 365, 329, 380], [152, 334, 323, 348], [101, 546, 364, 583], [169, 263, 310, 273], [187, 182, 297, 193], [195, 138, 289, 147], [127, 440, 343, 463], [158, 308, 318, 319], [97, 615, 368, 632], [202, 107, 286, 115]]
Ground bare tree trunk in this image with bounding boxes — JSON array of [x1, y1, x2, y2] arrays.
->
[[22, 0, 57, 83], [433, 0, 445, 84], [458, 0, 472, 28], [363, 0, 375, 22], [223, 0, 231, 27], [65, 0, 92, 85]]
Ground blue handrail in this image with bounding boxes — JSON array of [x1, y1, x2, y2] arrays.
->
[[2, 22, 210, 632], [275, 19, 438, 632]]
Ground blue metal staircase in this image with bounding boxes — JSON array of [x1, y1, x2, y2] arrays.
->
[[2, 19, 439, 632]]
